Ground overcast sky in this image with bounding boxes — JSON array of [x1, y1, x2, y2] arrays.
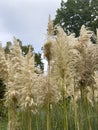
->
[[0, 0, 63, 52]]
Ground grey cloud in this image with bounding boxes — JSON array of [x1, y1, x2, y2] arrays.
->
[[0, 0, 61, 52]]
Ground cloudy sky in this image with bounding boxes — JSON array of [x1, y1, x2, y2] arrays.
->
[[0, 0, 63, 52]]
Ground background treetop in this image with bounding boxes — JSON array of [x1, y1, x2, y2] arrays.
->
[[54, 0, 98, 37]]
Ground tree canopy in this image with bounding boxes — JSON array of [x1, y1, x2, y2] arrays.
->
[[54, 0, 98, 37]]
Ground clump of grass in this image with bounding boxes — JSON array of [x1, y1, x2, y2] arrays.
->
[[0, 20, 98, 130]]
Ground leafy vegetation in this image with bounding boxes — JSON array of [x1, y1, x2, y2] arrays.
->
[[54, 0, 98, 37]]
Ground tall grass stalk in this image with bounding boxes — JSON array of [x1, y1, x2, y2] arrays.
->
[[62, 89, 67, 130], [44, 40, 52, 130], [27, 108, 32, 130], [84, 97, 91, 130], [8, 100, 18, 130], [46, 102, 50, 130], [46, 60, 51, 130], [73, 77, 79, 130], [44, 16, 53, 130]]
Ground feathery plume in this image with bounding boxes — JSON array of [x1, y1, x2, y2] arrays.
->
[[79, 25, 93, 45], [5, 37, 24, 130], [47, 15, 54, 37], [0, 44, 8, 81]]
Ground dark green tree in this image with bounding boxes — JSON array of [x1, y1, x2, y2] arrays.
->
[[35, 53, 44, 70], [54, 0, 98, 37], [0, 79, 6, 117], [4, 41, 12, 54], [0, 80, 5, 99]]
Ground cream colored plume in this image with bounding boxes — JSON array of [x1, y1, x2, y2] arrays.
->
[[52, 26, 72, 91], [44, 15, 54, 62], [5, 37, 23, 105], [0, 44, 8, 81], [18, 47, 37, 112], [47, 15, 54, 37], [79, 25, 93, 44], [34, 74, 61, 107]]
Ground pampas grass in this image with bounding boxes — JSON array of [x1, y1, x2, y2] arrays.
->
[[43, 16, 61, 130], [0, 20, 98, 130], [0, 44, 8, 81], [5, 37, 24, 130]]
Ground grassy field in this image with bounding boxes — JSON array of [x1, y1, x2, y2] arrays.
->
[[0, 99, 98, 130]]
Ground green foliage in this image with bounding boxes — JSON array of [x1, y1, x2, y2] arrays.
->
[[35, 53, 44, 71], [4, 41, 12, 54], [54, 0, 98, 36], [21, 45, 33, 56], [0, 101, 98, 130], [0, 86, 5, 122], [0, 119, 7, 130], [0, 80, 5, 99]]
